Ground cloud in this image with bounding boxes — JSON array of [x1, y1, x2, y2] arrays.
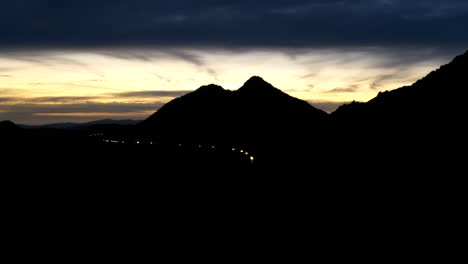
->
[[116, 90, 192, 98], [299, 73, 318, 80], [0, 1, 467, 50], [98, 48, 219, 78], [0, 102, 158, 113], [370, 72, 412, 90], [324, 85, 361, 94], [0, 50, 88, 66], [0, 92, 180, 124], [0, 97, 18, 103], [98, 49, 206, 65], [371, 48, 454, 68], [0, 101, 162, 125], [27, 96, 99, 103], [166, 50, 205, 66], [26, 81, 123, 91]]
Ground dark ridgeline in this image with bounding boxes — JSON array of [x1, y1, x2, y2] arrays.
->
[[0, 120, 21, 134], [31, 119, 142, 130], [4, 50, 468, 164], [137, 50, 468, 163], [4, 51, 468, 263], [139, 76, 327, 165], [0, 120, 25, 146], [331, 50, 468, 160]]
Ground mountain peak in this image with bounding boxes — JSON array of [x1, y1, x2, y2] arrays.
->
[[194, 84, 226, 94], [242, 76, 270, 87], [238, 76, 282, 96], [0, 120, 20, 132], [0, 120, 16, 126]]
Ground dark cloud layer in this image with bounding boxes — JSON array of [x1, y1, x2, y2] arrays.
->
[[1, 0, 467, 50]]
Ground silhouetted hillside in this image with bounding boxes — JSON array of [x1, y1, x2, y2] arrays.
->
[[140, 76, 326, 141], [0, 120, 24, 146], [22, 119, 142, 129], [331, 50, 468, 159], [0, 120, 19, 131], [139, 76, 327, 163], [0, 120, 23, 137]]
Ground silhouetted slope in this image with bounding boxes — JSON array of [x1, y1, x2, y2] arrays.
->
[[141, 84, 231, 141], [141, 77, 326, 145], [334, 50, 468, 117], [0, 120, 24, 145], [0, 120, 19, 132], [0, 120, 23, 137], [32, 119, 142, 129], [139, 76, 327, 164], [331, 50, 468, 159]]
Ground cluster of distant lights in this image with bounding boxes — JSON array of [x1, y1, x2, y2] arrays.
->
[[102, 139, 153, 145], [233, 147, 255, 163], [97, 134, 255, 163]]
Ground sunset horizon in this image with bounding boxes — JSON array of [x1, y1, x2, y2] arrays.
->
[[2, 1, 468, 124], [1, 47, 462, 124]]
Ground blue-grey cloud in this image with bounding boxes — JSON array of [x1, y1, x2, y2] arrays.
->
[[99, 49, 219, 78], [0, 1, 467, 51]]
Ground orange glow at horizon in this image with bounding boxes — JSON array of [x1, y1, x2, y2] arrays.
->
[[0, 48, 451, 124], [33, 111, 154, 117]]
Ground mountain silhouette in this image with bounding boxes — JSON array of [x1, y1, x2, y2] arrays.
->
[[331, 50, 468, 159], [333, 50, 468, 117], [0, 120, 24, 145], [0, 120, 19, 131], [21, 119, 142, 129], [0, 120, 22, 135], [4, 52, 468, 163], [140, 76, 326, 147]]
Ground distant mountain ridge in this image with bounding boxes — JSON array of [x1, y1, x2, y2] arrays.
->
[[3, 50, 468, 161], [138, 50, 468, 160], [20, 119, 142, 129], [140, 76, 327, 145], [0, 120, 21, 132]]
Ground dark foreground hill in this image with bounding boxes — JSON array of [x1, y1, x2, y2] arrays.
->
[[3, 52, 468, 263]]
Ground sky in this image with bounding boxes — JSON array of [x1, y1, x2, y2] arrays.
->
[[1, 0, 467, 124]]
